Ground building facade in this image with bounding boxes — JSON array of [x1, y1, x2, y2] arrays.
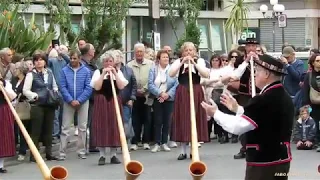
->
[[13, 0, 320, 59]]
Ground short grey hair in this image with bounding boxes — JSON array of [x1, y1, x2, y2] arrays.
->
[[98, 51, 115, 66], [134, 43, 145, 51], [15, 61, 29, 75], [0, 48, 11, 56]]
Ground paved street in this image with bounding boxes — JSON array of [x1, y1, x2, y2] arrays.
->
[[1, 142, 320, 180]]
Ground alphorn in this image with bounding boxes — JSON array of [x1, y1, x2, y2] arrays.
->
[[188, 61, 207, 180], [0, 84, 68, 180], [109, 74, 143, 180], [249, 56, 256, 97]]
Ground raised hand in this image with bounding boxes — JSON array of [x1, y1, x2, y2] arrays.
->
[[201, 99, 218, 117], [220, 92, 239, 113]]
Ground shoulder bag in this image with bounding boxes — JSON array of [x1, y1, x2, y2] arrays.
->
[[309, 72, 320, 104], [15, 94, 31, 120]]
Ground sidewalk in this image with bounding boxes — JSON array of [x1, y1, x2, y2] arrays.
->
[[5, 129, 79, 167]]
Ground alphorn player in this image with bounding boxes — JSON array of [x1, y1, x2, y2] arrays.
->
[[90, 52, 128, 165], [169, 42, 209, 160], [0, 77, 17, 173], [201, 54, 294, 180]]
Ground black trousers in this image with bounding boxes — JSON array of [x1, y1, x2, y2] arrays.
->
[[30, 105, 55, 155], [245, 163, 290, 180], [131, 97, 151, 144]]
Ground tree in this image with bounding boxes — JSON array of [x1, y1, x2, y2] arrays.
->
[[225, 0, 250, 44], [161, 0, 202, 52], [0, 0, 31, 12]]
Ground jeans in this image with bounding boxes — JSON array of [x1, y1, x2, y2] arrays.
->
[[52, 106, 61, 137], [131, 97, 151, 144], [153, 100, 173, 145], [18, 120, 32, 155], [123, 104, 134, 139]]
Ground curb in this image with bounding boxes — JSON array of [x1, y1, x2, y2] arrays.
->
[[5, 138, 78, 167]]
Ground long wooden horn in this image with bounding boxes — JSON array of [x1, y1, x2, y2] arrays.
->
[[109, 74, 143, 180], [0, 84, 68, 180], [188, 61, 207, 180], [249, 56, 256, 97]]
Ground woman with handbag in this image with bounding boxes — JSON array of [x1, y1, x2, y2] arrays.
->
[[23, 51, 59, 162], [302, 53, 320, 152], [0, 78, 17, 173], [12, 61, 31, 161], [201, 55, 226, 143]]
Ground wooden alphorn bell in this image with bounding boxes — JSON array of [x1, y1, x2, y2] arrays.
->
[[0, 84, 68, 180]]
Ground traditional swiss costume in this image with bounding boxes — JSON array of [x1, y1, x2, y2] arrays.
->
[[0, 79, 17, 173], [170, 58, 209, 160], [90, 69, 128, 165], [213, 54, 294, 180]]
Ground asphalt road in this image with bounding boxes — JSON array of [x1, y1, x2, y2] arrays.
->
[[1, 142, 320, 180]]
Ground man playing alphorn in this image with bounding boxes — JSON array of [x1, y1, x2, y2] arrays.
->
[[202, 54, 294, 180]]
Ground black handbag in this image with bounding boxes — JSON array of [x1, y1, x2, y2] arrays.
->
[[47, 88, 62, 109]]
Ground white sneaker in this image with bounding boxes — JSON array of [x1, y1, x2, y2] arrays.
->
[[130, 144, 138, 151], [151, 144, 160, 153], [17, 155, 25, 161], [161, 144, 171, 152], [198, 143, 201, 147], [168, 141, 178, 148], [75, 128, 78, 136], [143, 143, 150, 150]]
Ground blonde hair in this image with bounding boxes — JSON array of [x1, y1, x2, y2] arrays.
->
[[180, 42, 197, 57], [145, 48, 155, 61]]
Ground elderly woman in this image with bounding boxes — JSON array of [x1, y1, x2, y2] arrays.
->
[[148, 50, 178, 153], [11, 61, 30, 161], [169, 42, 210, 160], [90, 53, 128, 165], [0, 78, 17, 173], [23, 51, 59, 162]]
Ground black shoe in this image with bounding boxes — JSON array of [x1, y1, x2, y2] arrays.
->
[[98, 156, 106, 165], [220, 136, 229, 144], [189, 154, 192, 159], [0, 168, 7, 173], [110, 156, 121, 164], [234, 152, 245, 159], [177, 154, 187, 160], [231, 137, 238, 143], [89, 148, 99, 153], [46, 154, 58, 161], [30, 156, 36, 163]]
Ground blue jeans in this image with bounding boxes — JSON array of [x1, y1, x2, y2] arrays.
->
[[52, 106, 62, 137], [123, 104, 134, 139]]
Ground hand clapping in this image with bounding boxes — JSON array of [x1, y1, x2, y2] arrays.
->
[[220, 92, 239, 113]]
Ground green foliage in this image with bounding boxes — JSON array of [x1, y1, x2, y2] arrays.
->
[[161, 0, 202, 52], [0, 0, 31, 12], [80, 0, 131, 60], [225, 0, 250, 39], [0, 6, 55, 56]]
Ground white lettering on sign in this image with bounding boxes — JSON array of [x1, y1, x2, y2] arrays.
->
[[241, 31, 256, 40]]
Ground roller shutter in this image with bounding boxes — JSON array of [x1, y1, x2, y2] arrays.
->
[[260, 18, 305, 52]]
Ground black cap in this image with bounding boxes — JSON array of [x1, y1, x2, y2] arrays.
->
[[254, 54, 287, 75], [245, 38, 259, 45]]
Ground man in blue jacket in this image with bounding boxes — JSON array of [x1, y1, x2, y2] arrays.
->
[[281, 46, 305, 98], [58, 50, 93, 160]]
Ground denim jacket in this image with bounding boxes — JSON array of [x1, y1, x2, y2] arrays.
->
[[148, 64, 178, 101]]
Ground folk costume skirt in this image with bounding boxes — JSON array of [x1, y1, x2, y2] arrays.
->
[[0, 104, 16, 158], [171, 84, 209, 142], [91, 94, 123, 147]]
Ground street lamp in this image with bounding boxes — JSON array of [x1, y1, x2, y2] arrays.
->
[[260, 0, 286, 52]]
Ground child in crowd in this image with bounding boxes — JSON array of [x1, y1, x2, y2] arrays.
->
[[293, 105, 316, 150]]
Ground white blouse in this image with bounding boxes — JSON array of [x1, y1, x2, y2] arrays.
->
[[90, 69, 128, 88], [3, 80, 17, 100], [154, 65, 169, 93], [170, 58, 208, 77]]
